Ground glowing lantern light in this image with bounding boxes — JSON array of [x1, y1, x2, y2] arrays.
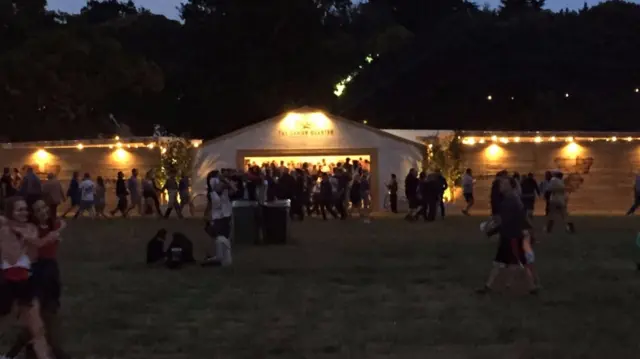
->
[[77, 144, 84, 150], [35, 149, 49, 161], [491, 135, 498, 142], [114, 136, 120, 140], [627, 137, 633, 142], [566, 136, 574, 142], [611, 136, 617, 142], [112, 149, 130, 163], [116, 142, 123, 148], [500, 137, 509, 144], [514, 137, 520, 143], [479, 138, 486, 144], [534, 136, 542, 143], [550, 136, 556, 142], [487, 95, 493, 101], [563, 142, 582, 157], [485, 144, 503, 160], [147, 143, 154, 149]]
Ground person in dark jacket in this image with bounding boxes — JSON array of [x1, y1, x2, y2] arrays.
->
[[478, 177, 538, 295], [404, 169, 419, 220], [387, 174, 398, 213], [335, 168, 349, 220], [146, 229, 167, 264], [434, 169, 448, 219], [520, 172, 540, 218], [290, 169, 306, 221], [319, 173, 338, 220], [61, 172, 80, 218], [110, 171, 129, 217]]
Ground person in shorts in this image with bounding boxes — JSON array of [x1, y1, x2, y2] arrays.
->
[[477, 178, 539, 295], [73, 173, 95, 219]]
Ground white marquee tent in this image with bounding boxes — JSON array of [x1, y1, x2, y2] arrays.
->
[[192, 107, 425, 211]]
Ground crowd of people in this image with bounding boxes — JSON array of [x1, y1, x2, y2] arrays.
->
[[0, 167, 195, 220], [214, 157, 375, 223]]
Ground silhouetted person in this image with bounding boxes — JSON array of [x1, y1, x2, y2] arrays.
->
[[521, 172, 540, 218], [111, 171, 128, 217], [147, 229, 167, 264], [405, 168, 419, 220], [387, 174, 398, 213], [434, 169, 448, 219], [166, 232, 195, 269], [319, 173, 338, 220]]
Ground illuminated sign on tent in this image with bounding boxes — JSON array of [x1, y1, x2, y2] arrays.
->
[[278, 112, 335, 137]]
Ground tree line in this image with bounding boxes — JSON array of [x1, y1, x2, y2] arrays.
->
[[1, 0, 639, 141]]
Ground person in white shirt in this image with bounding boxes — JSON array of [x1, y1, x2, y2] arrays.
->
[[545, 171, 575, 233], [461, 168, 475, 216], [73, 173, 95, 219], [203, 171, 235, 266]]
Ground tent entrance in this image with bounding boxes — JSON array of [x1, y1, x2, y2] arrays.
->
[[236, 148, 381, 210]]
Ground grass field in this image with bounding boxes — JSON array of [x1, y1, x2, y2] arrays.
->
[[3, 215, 640, 358]]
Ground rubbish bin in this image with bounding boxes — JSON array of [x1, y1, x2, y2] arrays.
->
[[261, 200, 291, 245], [232, 200, 260, 245]]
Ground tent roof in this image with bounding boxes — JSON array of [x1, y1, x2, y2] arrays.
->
[[202, 106, 426, 149]]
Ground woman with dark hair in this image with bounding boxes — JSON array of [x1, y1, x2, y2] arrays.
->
[[0, 196, 56, 359], [3, 199, 69, 359]]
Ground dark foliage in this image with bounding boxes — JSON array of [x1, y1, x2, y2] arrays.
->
[[1, 0, 639, 141]]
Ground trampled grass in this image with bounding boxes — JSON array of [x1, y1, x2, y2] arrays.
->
[[2, 215, 640, 358]]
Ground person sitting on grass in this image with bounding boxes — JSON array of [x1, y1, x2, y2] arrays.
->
[[146, 229, 167, 264], [165, 232, 195, 269], [477, 177, 539, 295]]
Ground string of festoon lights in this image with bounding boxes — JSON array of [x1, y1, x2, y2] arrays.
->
[[1, 136, 203, 154], [460, 134, 640, 145]]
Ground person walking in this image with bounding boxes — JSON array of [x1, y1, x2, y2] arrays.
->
[[520, 173, 540, 218], [73, 173, 96, 219], [626, 172, 640, 215], [41, 173, 65, 219], [179, 172, 195, 217], [94, 176, 108, 219], [125, 169, 141, 216], [461, 168, 475, 216], [163, 171, 183, 219], [61, 172, 80, 218], [110, 171, 129, 217], [434, 169, 448, 219], [142, 170, 162, 217], [20, 167, 42, 208]]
